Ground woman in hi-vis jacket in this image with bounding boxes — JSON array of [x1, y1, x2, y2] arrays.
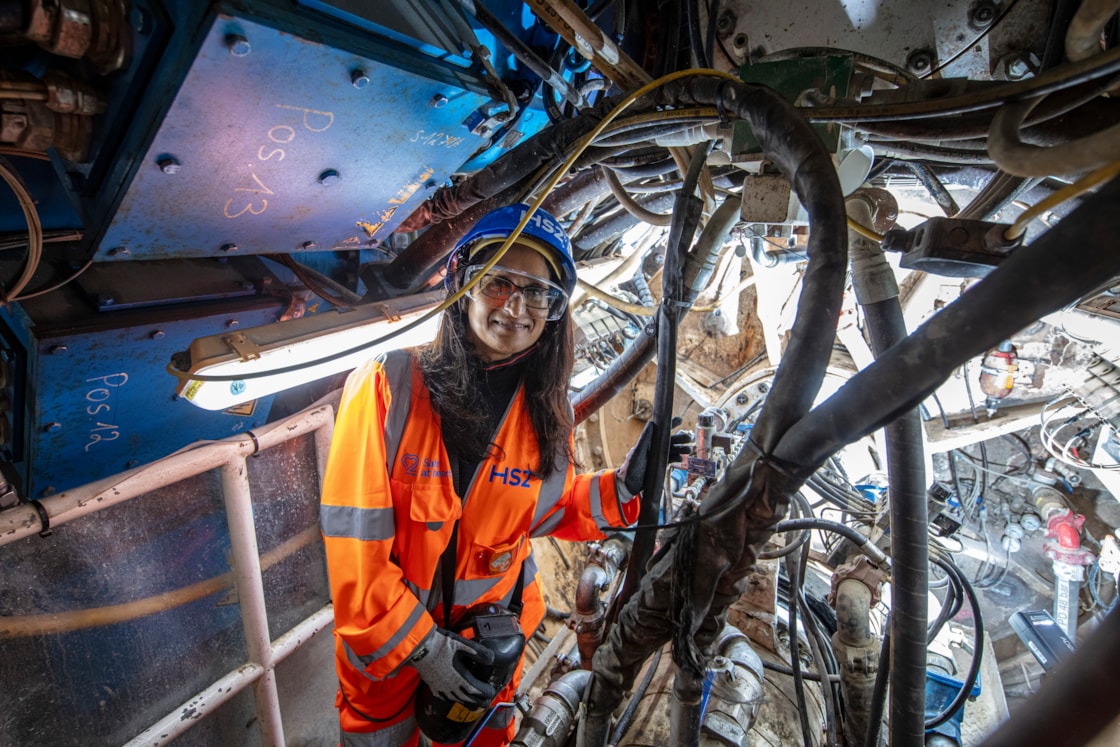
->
[[320, 204, 660, 747]]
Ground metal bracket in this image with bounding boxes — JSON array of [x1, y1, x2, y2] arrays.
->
[[223, 333, 261, 362], [376, 304, 402, 323]]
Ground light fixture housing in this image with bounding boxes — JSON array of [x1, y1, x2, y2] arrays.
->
[[170, 291, 444, 411]]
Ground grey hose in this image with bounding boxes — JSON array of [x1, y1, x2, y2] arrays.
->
[[988, 94, 1120, 176], [1065, 0, 1120, 62]]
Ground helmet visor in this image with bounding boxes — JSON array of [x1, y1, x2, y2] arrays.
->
[[463, 265, 569, 321]]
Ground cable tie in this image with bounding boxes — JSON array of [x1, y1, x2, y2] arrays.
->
[[246, 430, 261, 457], [30, 500, 51, 537]]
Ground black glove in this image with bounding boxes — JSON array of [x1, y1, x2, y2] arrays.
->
[[616, 417, 693, 498], [411, 627, 496, 708]]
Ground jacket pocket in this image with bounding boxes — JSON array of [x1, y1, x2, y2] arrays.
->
[[391, 479, 460, 586], [464, 534, 526, 580]]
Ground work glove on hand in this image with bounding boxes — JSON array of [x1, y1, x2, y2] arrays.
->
[[411, 627, 496, 709], [615, 417, 693, 499]]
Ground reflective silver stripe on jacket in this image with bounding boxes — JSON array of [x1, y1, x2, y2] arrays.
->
[[404, 578, 430, 608], [320, 504, 395, 541], [380, 349, 414, 473], [343, 600, 427, 675], [587, 474, 608, 529], [529, 454, 575, 537], [449, 574, 504, 609]]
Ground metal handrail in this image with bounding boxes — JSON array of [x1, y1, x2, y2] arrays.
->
[[0, 400, 338, 746]]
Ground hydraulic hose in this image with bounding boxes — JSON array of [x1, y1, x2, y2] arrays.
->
[[989, 94, 1120, 176], [582, 77, 847, 747], [927, 555, 984, 732], [572, 329, 656, 424], [615, 140, 710, 614], [650, 78, 849, 457], [572, 190, 740, 425], [384, 99, 611, 284], [848, 195, 928, 747], [1065, 0, 1120, 62], [773, 174, 1120, 474]]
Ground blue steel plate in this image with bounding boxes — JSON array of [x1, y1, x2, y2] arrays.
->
[[98, 15, 489, 260], [21, 304, 283, 497]]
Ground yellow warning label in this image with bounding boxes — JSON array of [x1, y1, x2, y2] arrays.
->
[[183, 379, 202, 401], [446, 702, 483, 723], [225, 400, 257, 417]]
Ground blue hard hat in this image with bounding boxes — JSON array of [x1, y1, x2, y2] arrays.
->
[[446, 203, 577, 297]]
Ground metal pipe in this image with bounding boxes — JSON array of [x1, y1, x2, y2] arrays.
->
[[0, 405, 336, 545], [221, 458, 285, 745], [523, 0, 649, 90], [455, 0, 584, 108], [575, 564, 611, 665], [670, 668, 705, 747], [700, 626, 765, 747], [832, 579, 878, 747], [514, 669, 592, 747]]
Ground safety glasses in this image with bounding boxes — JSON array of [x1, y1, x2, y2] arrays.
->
[[463, 265, 569, 321]]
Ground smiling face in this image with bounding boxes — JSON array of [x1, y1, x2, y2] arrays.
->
[[463, 244, 554, 363]]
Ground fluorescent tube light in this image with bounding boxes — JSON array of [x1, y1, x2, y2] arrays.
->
[[170, 291, 444, 411]]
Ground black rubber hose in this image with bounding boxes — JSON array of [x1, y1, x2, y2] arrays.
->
[[804, 47, 1120, 123], [927, 557, 984, 731], [979, 607, 1120, 746], [786, 550, 816, 747], [384, 98, 612, 283], [1040, 0, 1083, 71], [907, 163, 959, 216], [758, 491, 812, 560], [648, 77, 848, 457], [541, 168, 612, 221], [608, 648, 663, 746], [864, 297, 928, 747], [956, 171, 1041, 221], [571, 193, 677, 252], [616, 141, 709, 614], [927, 569, 960, 643], [684, 0, 709, 68], [773, 174, 1120, 473], [705, 0, 720, 68], [771, 518, 887, 566], [869, 142, 994, 165], [572, 329, 656, 424]]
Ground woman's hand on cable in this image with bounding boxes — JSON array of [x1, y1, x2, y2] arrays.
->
[[615, 417, 693, 499], [410, 627, 496, 708]]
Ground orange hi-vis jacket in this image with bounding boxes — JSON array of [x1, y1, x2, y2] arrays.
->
[[320, 348, 638, 735]]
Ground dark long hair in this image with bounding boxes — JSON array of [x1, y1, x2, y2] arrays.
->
[[418, 300, 576, 478]]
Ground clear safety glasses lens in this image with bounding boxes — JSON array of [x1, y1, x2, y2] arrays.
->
[[463, 265, 568, 321]]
